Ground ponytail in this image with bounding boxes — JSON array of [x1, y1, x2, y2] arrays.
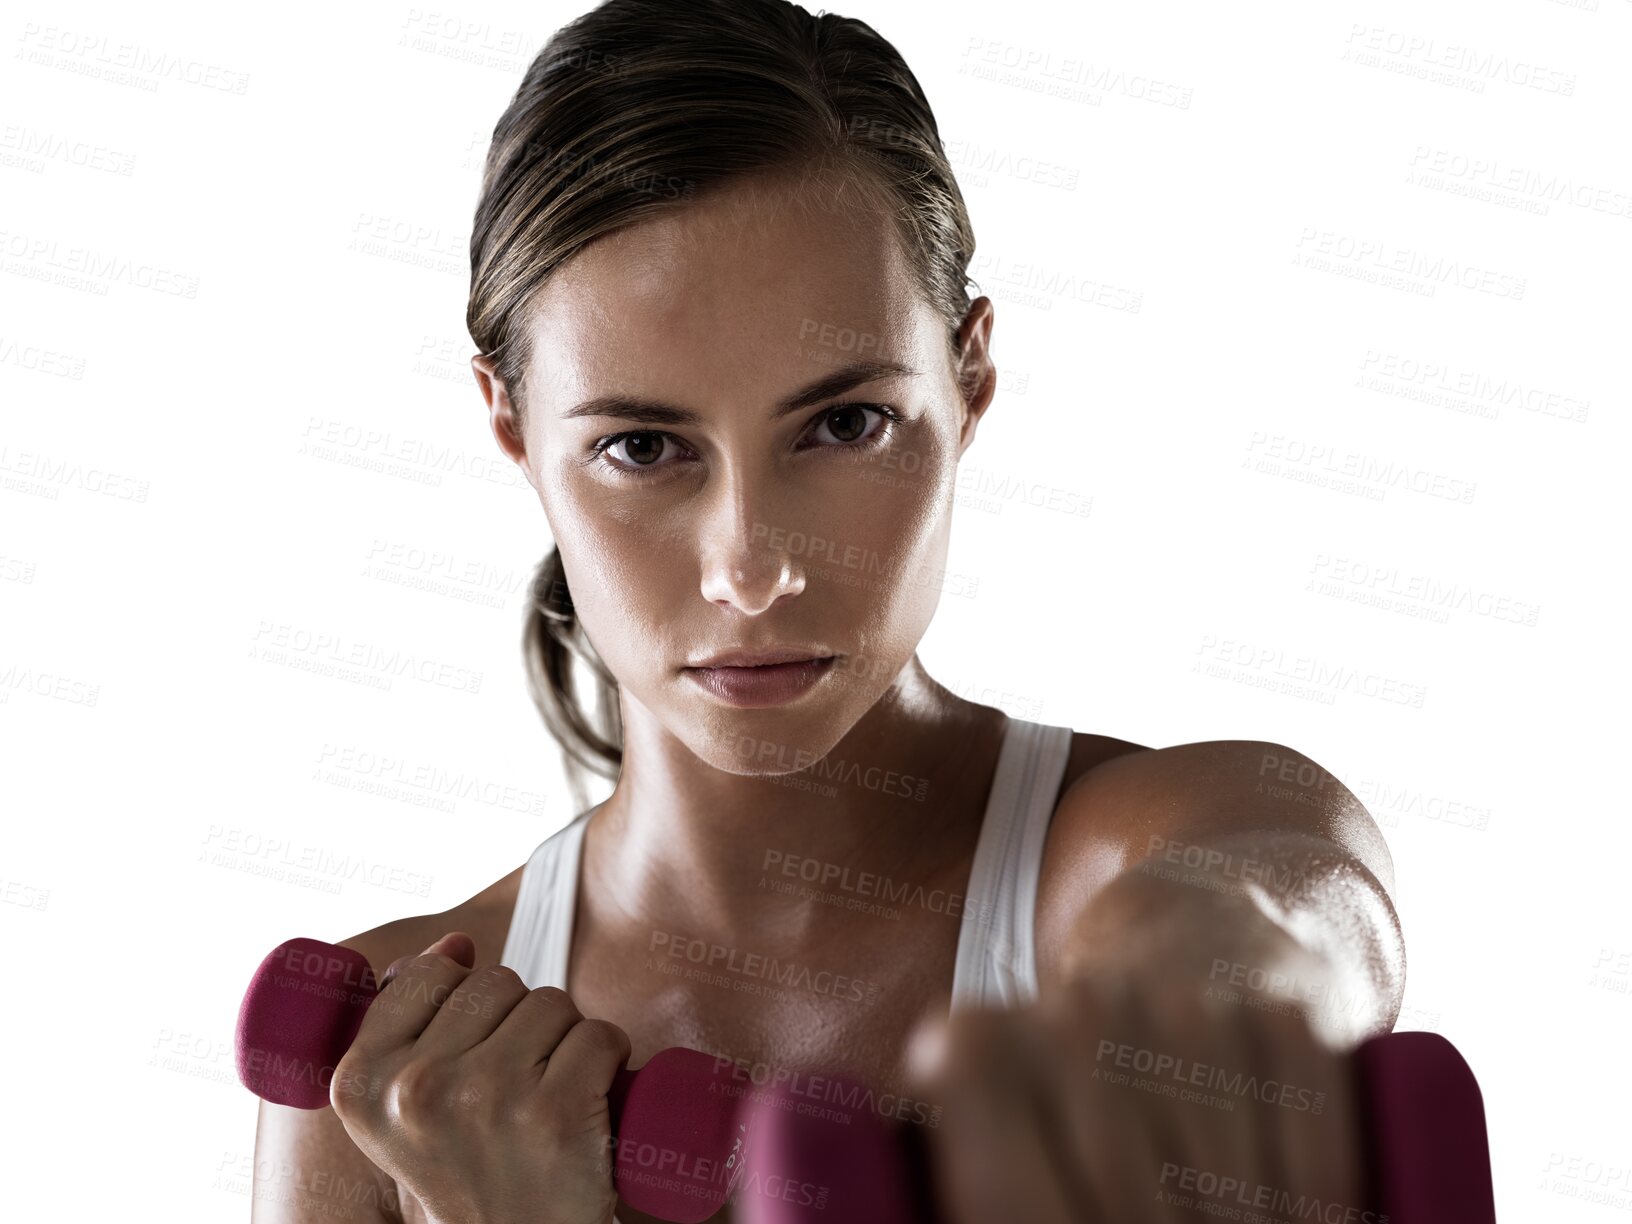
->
[[521, 546, 623, 814]]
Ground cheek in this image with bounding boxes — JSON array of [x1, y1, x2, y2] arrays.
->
[[550, 508, 684, 655], [834, 439, 957, 581], [810, 455, 956, 653]]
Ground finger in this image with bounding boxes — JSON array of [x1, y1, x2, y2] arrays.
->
[[1248, 1007, 1366, 1208], [1228, 993, 1329, 1197], [1138, 973, 1264, 1209], [352, 939, 479, 1058], [1045, 976, 1188, 1220], [484, 985, 588, 1076], [1238, 1001, 1303, 1197], [537, 1017, 632, 1124], [379, 931, 474, 989], [1029, 990, 1121, 1222], [922, 1010, 1080, 1224], [414, 963, 534, 1056]]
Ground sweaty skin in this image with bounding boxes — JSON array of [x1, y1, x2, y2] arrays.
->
[[287, 163, 1403, 1224]]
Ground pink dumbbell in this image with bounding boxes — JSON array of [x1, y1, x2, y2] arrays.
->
[[237, 937, 1497, 1223]]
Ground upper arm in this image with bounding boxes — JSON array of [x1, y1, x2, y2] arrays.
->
[[1047, 738, 1395, 899], [1036, 739, 1401, 988], [248, 927, 423, 1224], [1142, 739, 1397, 899]]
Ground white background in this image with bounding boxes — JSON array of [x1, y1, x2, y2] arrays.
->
[[2, 0, 1627, 1218]]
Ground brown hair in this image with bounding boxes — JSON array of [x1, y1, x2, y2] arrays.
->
[[466, 0, 979, 812]]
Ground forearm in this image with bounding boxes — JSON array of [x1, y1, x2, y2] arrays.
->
[[1065, 828, 1406, 1047]]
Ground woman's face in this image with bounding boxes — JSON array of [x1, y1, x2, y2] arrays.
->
[[500, 169, 993, 776]]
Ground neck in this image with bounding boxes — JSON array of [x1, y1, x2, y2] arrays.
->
[[583, 656, 1007, 948]]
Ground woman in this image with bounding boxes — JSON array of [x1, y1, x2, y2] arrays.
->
[[252, 1, 1405, 1221]]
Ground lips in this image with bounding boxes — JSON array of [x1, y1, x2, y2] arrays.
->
[[682, 655, 838, 707], [687, 646, 833, 669]]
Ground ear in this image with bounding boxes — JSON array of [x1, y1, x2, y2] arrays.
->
[[472, 354, 535, 487], [951, 297, 998, 459]]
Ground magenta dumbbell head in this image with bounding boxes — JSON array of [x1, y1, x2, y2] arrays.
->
[[1355, 1030, 1497, 1224], [732, 1069, 936, 1223], [236, 937, 379, 1109], [606, 1046, 753, 1223]]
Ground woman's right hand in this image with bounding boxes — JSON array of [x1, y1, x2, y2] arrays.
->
[[329, 931, 632, 1224]]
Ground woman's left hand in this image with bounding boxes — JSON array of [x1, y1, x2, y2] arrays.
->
[[902, 956, 1376, 1223]]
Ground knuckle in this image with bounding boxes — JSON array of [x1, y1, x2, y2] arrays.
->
[[329, 1057, 382, 1116], [461, 965, 525, 1015], [573, 1018, 626, 1056], [470, 963, 523, 990], [527, 985, 578, 1017], [502, 1093, 543, 1131], [387, 1061, 450, 1125]]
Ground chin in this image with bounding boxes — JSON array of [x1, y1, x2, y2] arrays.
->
[[678, 691, 868, 780]]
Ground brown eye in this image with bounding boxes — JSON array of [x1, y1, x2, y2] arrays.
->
[[807, 403, 895, 448], [611, 432, 667, 466], [823, 405, 870, 443]]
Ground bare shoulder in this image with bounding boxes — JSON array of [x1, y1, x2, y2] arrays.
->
[[1035, 730, 1158, 936], [338, 862, 527, 977], [1035, 735, 1394, 984]]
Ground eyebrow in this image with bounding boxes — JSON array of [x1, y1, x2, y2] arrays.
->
[[559, 359, 923, 426]]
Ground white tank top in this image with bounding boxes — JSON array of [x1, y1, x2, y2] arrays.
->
[[500, 716, 1075, 1013]]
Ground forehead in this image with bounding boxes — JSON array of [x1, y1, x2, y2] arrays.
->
[[523, 171, 935, 419]]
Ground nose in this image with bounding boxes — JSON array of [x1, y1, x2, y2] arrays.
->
[[695, 479, 808, 615]]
